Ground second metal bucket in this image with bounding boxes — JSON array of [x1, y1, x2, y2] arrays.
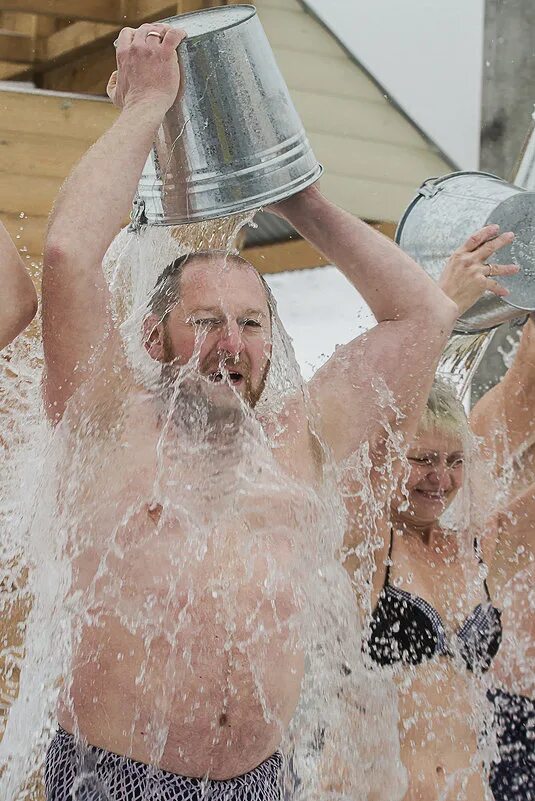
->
[[396, 171, 535, 333], [134, 4, 321, 225]]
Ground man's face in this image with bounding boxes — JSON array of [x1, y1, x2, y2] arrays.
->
[[157, 258, 272, 408]]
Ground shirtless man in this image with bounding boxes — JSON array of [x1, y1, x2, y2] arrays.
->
[[0, 218, 37, 350], [41, 22, 460, 801]]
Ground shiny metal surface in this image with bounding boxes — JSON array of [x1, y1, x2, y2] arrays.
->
[[135, 5, 321, 225], [396, 171, 535, 333]]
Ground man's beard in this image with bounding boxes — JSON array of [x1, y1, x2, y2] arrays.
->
[[162, 333, 269, 412], [158, 358, 269, 440]]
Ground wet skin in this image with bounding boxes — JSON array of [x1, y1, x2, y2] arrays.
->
[[57, 259, 337, 779], [345, 427, 496, 801]]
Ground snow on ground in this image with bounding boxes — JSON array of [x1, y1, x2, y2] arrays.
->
[[265, 266, 375, 380]]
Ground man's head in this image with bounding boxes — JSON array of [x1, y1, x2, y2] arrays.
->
[[143, 251, 273, 408]]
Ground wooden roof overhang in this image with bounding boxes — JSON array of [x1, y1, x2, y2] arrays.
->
[[0, 1, 234, 88]]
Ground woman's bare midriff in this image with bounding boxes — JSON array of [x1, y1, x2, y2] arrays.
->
[[396, 662, 489, 801]]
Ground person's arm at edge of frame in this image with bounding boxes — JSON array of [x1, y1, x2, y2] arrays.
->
[[42, 23, 186, 424], [0, 219, 38, 350], [471, 314, 535, 474], [484, 478, 535, 592], [270, 184, 458, 464]]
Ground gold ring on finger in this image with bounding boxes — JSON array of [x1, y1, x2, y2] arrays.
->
[[146, 31, 163, 41], [486, 264, 495, 277]]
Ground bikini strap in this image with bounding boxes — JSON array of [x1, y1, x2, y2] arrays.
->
[[474, 537, 493, 602], [383, 526, 395, 588]]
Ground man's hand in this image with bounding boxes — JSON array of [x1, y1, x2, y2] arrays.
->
[[107, 23, 186, 115], [438, 225, 519, 315]]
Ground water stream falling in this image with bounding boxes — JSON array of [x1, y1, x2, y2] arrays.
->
[[0, 218, 407, 801], [0, 217, 532, 801]]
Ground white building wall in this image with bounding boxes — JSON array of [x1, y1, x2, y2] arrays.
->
[[304, 0, 485, 170]]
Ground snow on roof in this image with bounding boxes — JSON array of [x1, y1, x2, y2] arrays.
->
[[265, 266, 374, 379]]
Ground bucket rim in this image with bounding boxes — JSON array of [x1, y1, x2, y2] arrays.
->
[[395, 169, 504, 244], [137, 163, 323, 226], [159, 5, 257, 40]]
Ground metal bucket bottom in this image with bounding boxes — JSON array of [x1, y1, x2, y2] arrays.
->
[[138, 133, 322, 224], [395, 171, 535, 332]]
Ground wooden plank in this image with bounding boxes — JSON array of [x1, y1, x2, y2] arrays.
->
[[0, 58, 30, 77], [308, 130, 448, 186], [291, 89, 433, 150], [40, 46, 116, 93], [275, 49, 385, 103], [0, 89, 118, 141], [0, 0, 231, 26], [0, 10, 38, 34], [0, 29, 35, 62], [0, 0, 130, 24], [258, 8, 344, 59], [39, 20, 117, 65], [0, 130, 89, 178], [244, 238, 328, 274], [0, 171, 61, 216], [256, 0, 291, 9]]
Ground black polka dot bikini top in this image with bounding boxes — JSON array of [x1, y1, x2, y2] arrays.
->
[[366, 529, 502, 673]]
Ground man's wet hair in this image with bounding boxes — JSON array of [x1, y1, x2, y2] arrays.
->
[[148, 250, 274, 324]]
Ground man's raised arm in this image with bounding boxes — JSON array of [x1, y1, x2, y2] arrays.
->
[[271, 188, 508, 462], [0, 219, 37, 350], [42, 23, 185, 422]]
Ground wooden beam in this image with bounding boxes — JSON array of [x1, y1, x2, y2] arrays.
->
[[0, 0, 130, 25], [243, 238, 329, 274], [0, 0, 212, 25], [0, 29, 35, 62], [40, 46, 116, 93], [0, 89, 118, 142], [0, 58, 31, 77], [39, 20, 117, 66], [26, 2, 217, 77]]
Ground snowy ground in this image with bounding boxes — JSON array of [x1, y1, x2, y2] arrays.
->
[[265, 266, 375, 380]]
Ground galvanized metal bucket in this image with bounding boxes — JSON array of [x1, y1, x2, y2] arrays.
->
[[396, 171, 535, 333], [133, 4, 322, 226]]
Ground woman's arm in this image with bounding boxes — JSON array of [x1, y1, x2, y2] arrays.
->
[[0, 219, 37, 349]]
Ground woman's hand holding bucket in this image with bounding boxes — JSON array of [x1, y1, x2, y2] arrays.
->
[[439, 225, 520, 315]]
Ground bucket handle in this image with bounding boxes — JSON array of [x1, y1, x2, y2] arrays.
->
[[129, 198, 148, 232], [417, 177, 443, 199]]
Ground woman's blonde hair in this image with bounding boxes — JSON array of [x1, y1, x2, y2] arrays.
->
[[419, 377, 470, 439]]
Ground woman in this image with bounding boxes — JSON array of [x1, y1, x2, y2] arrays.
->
[[0, 218, 37, 349], [343, 227, 534, 801], [471, 317, 535, 801]]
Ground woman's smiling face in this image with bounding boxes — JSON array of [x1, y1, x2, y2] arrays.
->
[[395, 426, 465, 525]]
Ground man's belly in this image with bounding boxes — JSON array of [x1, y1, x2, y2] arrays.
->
[[59, 552, 304, 779]]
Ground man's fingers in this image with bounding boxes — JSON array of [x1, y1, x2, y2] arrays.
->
[[162, 27, 187, 51], [474, 230, 514, 262], [106, 70, 118, 101], [459, 224, 500, 254], [116, 26, 135, 55], [133, 22, 171, 46]]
